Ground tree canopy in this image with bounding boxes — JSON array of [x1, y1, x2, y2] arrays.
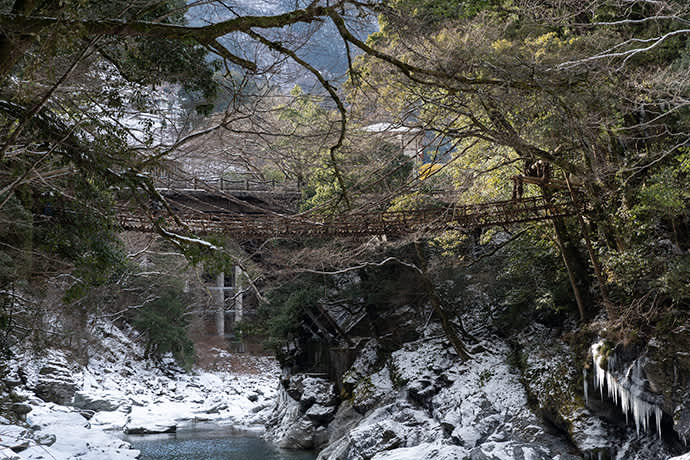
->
[[1, 0, 689, 350]]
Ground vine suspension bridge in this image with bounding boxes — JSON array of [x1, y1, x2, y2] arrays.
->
[[116, 175, 582, 238]]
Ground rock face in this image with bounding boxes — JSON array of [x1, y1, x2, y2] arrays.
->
[[265, 375, 339, 450], [515, 325, 614, 458], [287, 332, 584, 460], [34, 354, 78, 405], [268, 320, 688, 460], [643, 330, 690, 443]]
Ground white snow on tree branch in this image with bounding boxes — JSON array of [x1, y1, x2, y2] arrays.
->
[[158, 227, 220, 250], [558, 28, 690, 69]]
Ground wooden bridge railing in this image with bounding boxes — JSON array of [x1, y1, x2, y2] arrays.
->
[[152, 173, 301, 193], [118, 196, 580, 238]]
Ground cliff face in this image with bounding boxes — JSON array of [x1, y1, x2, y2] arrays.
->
[[265, 269, 690, 460]]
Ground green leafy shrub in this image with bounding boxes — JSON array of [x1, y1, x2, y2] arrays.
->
[[257, 275, 324, 352], [130, 282, 195, 369]]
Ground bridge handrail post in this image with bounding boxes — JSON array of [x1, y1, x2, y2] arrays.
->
[[220, 177, 224, 191]]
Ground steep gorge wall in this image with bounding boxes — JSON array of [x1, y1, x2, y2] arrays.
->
[[265, 266, 690, 460]]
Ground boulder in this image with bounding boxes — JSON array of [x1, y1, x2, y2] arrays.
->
[[34, 433, 57, 447], [352, 367, 394, 414], [318, 401, 445, 460], [34, 356, 77, 405], [78, 409, 96, 420], [276, 416, 315, 449], [370, 443, 470, 460], [72, 391, 126, 412], [325, 400, 363, 445], [0, 427, 31, 454], [0, 447, 21, 460], [9, 403, 32, 416], [305, 403, 337, 424], [468, 441, 555, 460], [291, 375, 337, 409], [266, 386, 319, 449], [123, 424, 176, 435]]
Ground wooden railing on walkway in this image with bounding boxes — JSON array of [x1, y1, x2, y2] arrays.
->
[[152, 173, 301, 193], [118, 196, 579, 238]]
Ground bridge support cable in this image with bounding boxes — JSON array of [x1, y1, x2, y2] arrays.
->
[[117, 196, 581, 239]]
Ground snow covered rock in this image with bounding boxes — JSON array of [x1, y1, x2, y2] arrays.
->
[[317, 400, 445, 460], [670, 453, 690, 460], [279, 415, 317, 449], [34, 354, 77, 405], [8, 403, 31, 419], [123, 403, 191, 434], [351, 366, 394, 413], [467, 440, 553, 460], [516, 326, 613, 456], [33, 432, 56, 446], [267, 386, 316, 449], [342, 340, 383, 393], [72, 390, 127, 412], [324, 401, 363, 446], [0, 424, 32, 452], [266, 373, 340, 450], [370, 442, 469, 460], [306, 404, 337, 424], [312, 332, 588, 460], [21, 404, 140, 460], [0, 447, 21, 460], [284, 375, 337, 410]]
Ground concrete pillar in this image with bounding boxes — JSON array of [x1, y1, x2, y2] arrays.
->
[[215, 272, 225, 337], [234, 266, 244, 324]]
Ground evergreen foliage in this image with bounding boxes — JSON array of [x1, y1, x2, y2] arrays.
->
[[130, 281, 195, 369], [257, 275, 324, 352]]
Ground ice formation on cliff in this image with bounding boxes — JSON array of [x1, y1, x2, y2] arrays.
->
[[591, 341, 663, 437]]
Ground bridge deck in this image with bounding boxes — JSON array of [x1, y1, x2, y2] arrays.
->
[[118, 196, 579, 238]]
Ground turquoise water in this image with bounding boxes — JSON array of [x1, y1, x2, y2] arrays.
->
[[127, 427, 316, 460]]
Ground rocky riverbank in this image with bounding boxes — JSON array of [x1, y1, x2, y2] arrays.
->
[[0, 319, 278, 459], [262, 275, 690, 460], [265, 326, 690, 460]]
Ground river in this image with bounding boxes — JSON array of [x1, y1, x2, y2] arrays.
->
[[126, 425, 316, 460]]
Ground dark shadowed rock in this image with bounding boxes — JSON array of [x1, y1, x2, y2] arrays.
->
[[34, 356, 77, 405], [72, 391, 126, 412]]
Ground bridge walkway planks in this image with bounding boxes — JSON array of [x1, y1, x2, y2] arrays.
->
[[117, 196, 580, 238]]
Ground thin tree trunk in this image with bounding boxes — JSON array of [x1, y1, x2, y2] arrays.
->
[[414, 242, 470, 361], [542, 186, 589, 321]]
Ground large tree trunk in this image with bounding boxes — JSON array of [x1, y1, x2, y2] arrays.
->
[[542, 186, 592, 321]]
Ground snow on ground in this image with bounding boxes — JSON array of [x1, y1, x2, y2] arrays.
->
[[1, 319, 280, 460]]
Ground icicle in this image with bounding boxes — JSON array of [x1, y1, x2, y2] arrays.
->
[[590, 340, 664, 438], [592, 343, 607, 399], [654, 406, 663, 438]]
